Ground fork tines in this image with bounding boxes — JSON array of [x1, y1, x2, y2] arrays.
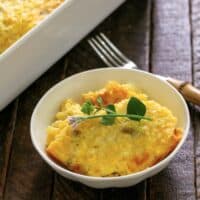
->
[[88, 33, 134, 68]]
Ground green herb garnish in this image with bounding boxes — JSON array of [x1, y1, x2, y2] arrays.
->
[[97, 96, 103, 107], [101, 104, 116, 125], [127, 97, 146, 121], [68, 97, 151, 128], [81, 100, 94, 115]]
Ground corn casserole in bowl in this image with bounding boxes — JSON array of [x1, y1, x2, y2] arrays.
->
[[30, 68, 190, 188]]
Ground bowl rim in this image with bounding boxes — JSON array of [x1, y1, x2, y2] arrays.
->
[[30, 67, 190, 181]]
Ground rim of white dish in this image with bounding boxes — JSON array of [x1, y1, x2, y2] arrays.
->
[[30, 67, 190, 181]]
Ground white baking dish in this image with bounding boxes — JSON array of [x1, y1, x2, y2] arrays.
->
[[0, 0, 125, 111]]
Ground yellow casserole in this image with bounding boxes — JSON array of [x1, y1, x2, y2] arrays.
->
[[46, 81, 182, 177], [0, 0, 64, 53]]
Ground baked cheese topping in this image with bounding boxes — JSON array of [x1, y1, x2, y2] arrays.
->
[[46, 81, 182, 177], [0, 0, 64, 53]]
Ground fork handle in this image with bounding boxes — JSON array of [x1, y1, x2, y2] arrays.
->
[[167, 77, 200, 106]]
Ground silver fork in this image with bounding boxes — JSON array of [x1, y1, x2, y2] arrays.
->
[[88, 33, 200, 106], [88, 33, 137, 69]]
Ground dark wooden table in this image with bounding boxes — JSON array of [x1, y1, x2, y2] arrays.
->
[[0, 0, 200, 199]]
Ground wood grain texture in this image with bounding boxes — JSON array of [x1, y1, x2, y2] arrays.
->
[[149, 0, 196, 199], [100, 183, 147, 200], [51, 0, 151, 199], [191, 0, 200, 199], [91, 0, 151, 71], [3, 59, 65, 200], [52, 174, 100, 200], [0, 102, 18, 199]]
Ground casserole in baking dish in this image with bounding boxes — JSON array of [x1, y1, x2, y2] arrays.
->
[[0, 0, 125, 110], [0, 0, 64, 53]]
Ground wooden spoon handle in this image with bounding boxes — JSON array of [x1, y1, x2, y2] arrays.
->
[[167, 77, 200, 106]]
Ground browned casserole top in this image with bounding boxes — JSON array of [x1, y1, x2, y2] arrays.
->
[[46, 81, 182, 177]]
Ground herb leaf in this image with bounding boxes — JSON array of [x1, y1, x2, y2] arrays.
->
[[97, 96, 103, 107], [105, 104, 116, 114], [81, 101, 94, 115], [127, 97, 146, 121], [101, 115, 115, 125], [101, 104, 116, 125]]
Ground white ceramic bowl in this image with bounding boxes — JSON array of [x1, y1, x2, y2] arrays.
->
[[30, 68, 190, 188]]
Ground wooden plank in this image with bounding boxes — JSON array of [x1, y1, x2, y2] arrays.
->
[[52, 174, 100, 200], [191, 0, 200, 199], [92, 0, 151, 71], [0, 102, 18, 199], [3, 59, 65, 200], [149, 0, 196, 199], [100, 184, 147, 200], [51, 0, 151, 199]]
